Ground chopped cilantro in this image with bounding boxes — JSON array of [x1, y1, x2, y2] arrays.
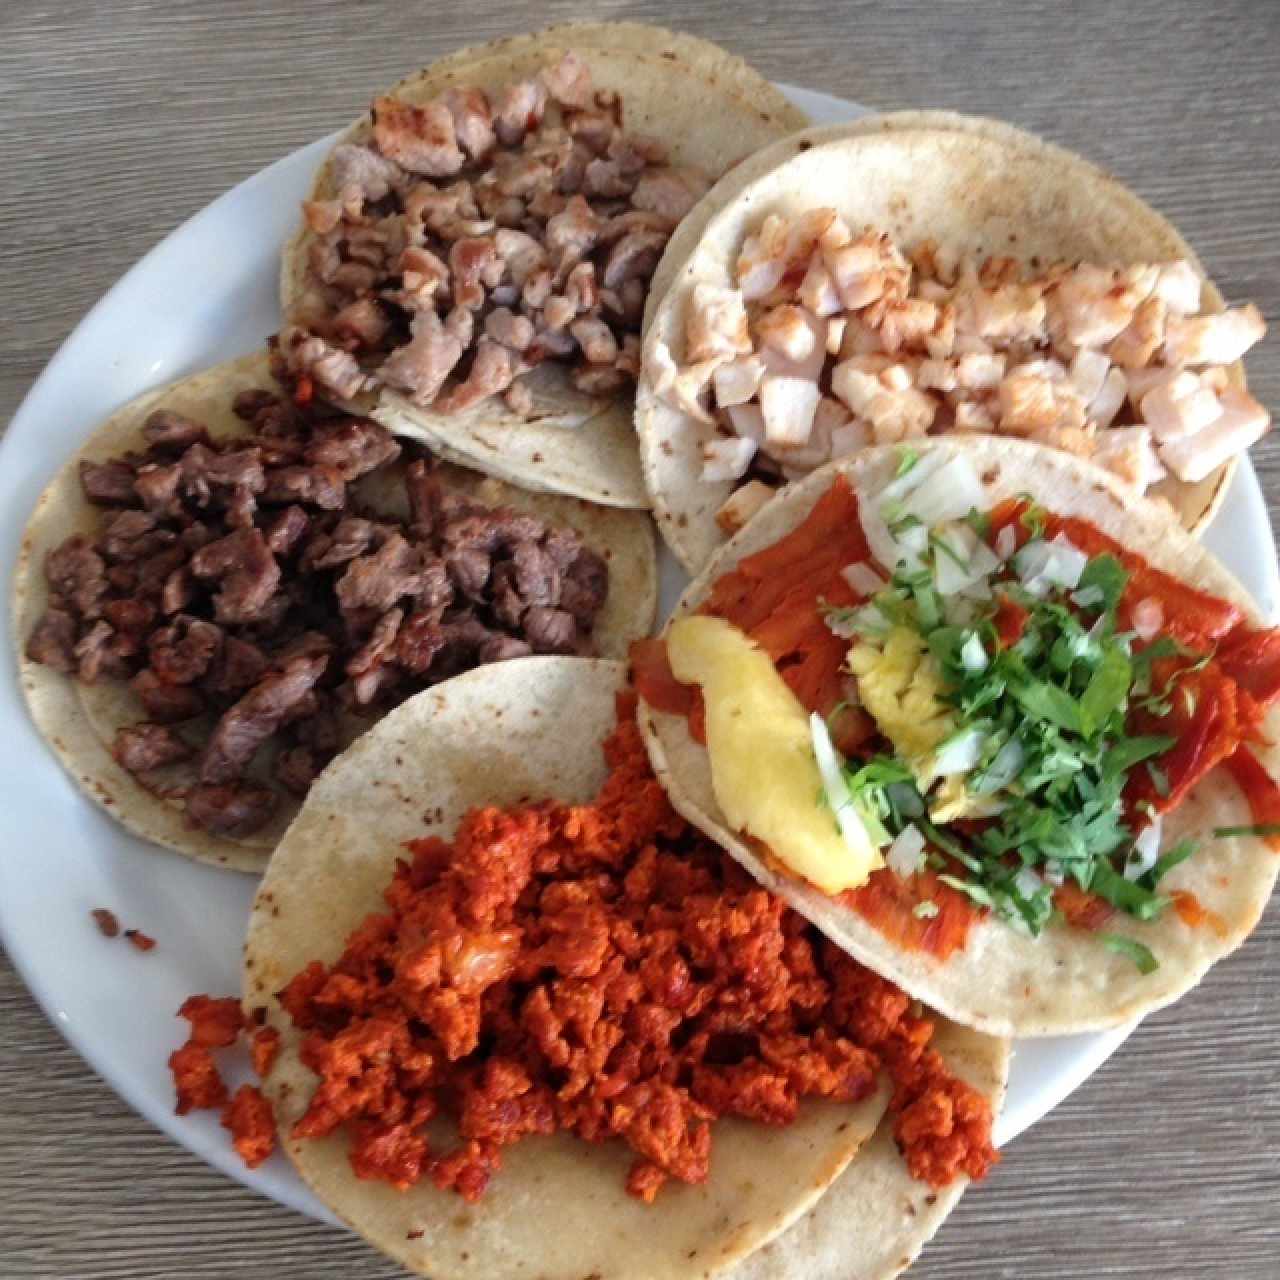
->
[[1018, 498, 1048, 538], [1100, 934, 1159, 974], [895, 447, 921, 478], [1075, 554, 1129, 611]]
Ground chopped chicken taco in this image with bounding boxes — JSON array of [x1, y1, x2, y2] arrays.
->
[[13, 354, 656, 870], [636, 438, 1280, 1036], [278, 23, 808, 508], [242, 657, 1008, 1279], [638, 118, 1270, 572]]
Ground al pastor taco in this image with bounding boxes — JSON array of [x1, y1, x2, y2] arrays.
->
[[637, 119, 1270, 572], [278, 22, 808, 508], [636, 438, 1280, 1036], [242, 657, 1008, 1278], [13, 353, 656, 870]]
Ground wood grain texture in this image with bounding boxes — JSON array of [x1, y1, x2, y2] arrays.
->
[[2, 1, 1278, 1276]]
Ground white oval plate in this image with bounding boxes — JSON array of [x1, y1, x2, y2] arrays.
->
[[1, 83, 1276, 1227]]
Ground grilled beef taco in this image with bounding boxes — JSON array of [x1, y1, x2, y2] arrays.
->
[[636, 438, 1280, 1037], [243, 658, 1008, 1279], [13, 354, 656, 871], [637, 118, 1270, 573], [278, 22, 808, 509]]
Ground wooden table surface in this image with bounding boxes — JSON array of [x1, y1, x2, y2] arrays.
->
[[3, 2, 1278, 1276]]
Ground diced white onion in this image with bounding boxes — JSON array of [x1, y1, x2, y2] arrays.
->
[[899, 454, 986, 527], [842, 562, 887, 597], [1132, 597, 1164, 642], [1014, 867, 1045, 899], [995, 525, 1018, 561], [1071, 585, 1105, 609], [886, 824, 927, 879], [826, 601, 892, 640], [931, 728, 986, 778], [1014, 534, 1088, 596], [1042, 861, 1066, 887], [1124, 816, 1163, 881], [809, 713, 877, 853], [974, 736, 1025, 795], [960, 632, 988, 672], [931, 522, 1000, 597]]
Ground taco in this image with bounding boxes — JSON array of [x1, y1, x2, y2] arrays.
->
[[278, 22, 808, 509], [636, 438, 1280, 1037], [14, 353, 656, 871], [637, 118, 1270, 573], [242, 657, 1009, 1279]]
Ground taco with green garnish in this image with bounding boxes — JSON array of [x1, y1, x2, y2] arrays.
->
[[635, 437, 1280, 1036]]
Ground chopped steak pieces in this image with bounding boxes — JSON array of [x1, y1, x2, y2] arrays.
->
[[280, 52, 710, 416], [27, 384, 612, 838]]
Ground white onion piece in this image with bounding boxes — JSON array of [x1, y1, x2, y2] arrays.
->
[[995, 525, 1018, 561], [809, 713, 877, 852], [1071, 585, 1105, 609], [1042, 861, 1066, 887], [826, 601, 891, 640], [931, 728, 985, 778], [842, 562, 887, 596], [1125, 816, 1163, 880], [961, 632, 988, 672], [1014, 535, 1088, 596], [886, 824, 927, 879], [1014, 867, 1045, 899], [1132, 597, 1164, 641], [900, 454, 986, 527]]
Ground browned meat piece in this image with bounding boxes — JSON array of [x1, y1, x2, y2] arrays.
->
[[491, 564, 526, 631], [100, 510, 171, 563], [380, 312, 464, 407], [203, 635, 269, 697], [80, 459, 137, 505], [523, 606, 578, 654], [394, 610, 446, 676], [404, 460, 439, 537], [46, 535, 107, 618], [329, 143, 404, 203], [185, 783, 278, 837], [74, 621, 121, 683], [112, 724, 193, 775], [189, 528, 282, 626], [494, 79, 548, 147], [484, 307, 535, 352], [161, 567, 193, 616], [135, 545, 189, 599], [567, 110, 617, 155], [630, 167, 712, 222], [134, 463, 182, 511], [432, 339, 522, 413], [230, 390, 279, 423], [333, 298, 391, 349], [142, 409, 210, 452], [102, 598, 157, 644], [443, 87, 496, 161], [149, 616, 223, 685], [224, 486, 257, 529], [347, 608, 404, 705], [265, 506, 309, 557], [372, 97, 464, 178], [25, 607, 77, 673], [131, 669, 204, 722], [602, 230, 667, 290], [441, 507, 545, 552], [335, 533, 425, 614], [306, 420, 400, 481], [274, 631, 337, 666], [570, 316, 619, 365], [510, 541, 561, 609], [275, 747, 322, 797], [284, 333, 373, 403], [262, 465, 346, 510], [199, 654, 329, 785], [449, 237, 499, 311], [546, 196, 602, 268], [477, 633, 532, 664], [445, 546, 490, 600], [291, 701, 342, 753], [584, 157, 637, 199], [541, 51, 592, 108], [303, 517, 378, 571], [559, 547, 609, 626]]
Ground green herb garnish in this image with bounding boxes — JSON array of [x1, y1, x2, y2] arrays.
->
[[1100, 934, 1159, 974]]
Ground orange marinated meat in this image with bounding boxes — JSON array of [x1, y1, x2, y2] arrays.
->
[[222, 1085, 276, 1169], [279, 695, 997, 1202]]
